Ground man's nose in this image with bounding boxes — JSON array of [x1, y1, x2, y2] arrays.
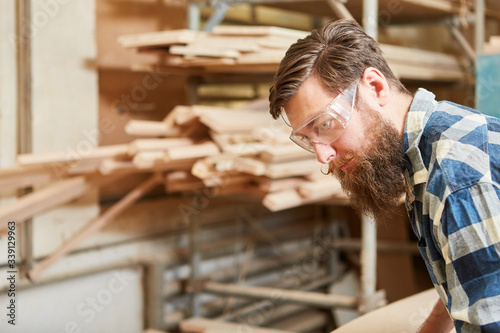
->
[[313, 143, 336, 164]]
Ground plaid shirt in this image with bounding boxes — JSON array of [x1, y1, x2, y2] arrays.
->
[[403, 88, 500, 332]]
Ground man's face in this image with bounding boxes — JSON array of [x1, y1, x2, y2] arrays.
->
[[284, 76, 406, 222]]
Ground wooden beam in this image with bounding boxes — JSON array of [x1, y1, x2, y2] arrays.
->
[[128, 138, 194, 156], [169, 45, 240, 59], [0, 165, 55, 192], [0, 176, 91, 233], [211, 25, 308, 40], [17, 144, 129, 166], [203, 281, 358, 309], [180, 317, 295, 333], [125, 119, 181, 137], [117, 29, 200, 49]]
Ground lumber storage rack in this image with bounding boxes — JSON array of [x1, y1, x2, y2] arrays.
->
[[164, 205, 390, 332], [188, 0, 497, 71], [174, 0, 494, 329]]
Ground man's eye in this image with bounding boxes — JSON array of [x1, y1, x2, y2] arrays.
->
[[320, 120, 332, 130], [297, 133, 310, 141]]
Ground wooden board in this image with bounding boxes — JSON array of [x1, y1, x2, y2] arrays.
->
[[331, 289, 444, 333], [118, 29, 200, 49], [212, 25, 308, 39], [0, 176, 91, 233], [180, 317, 295, 333]]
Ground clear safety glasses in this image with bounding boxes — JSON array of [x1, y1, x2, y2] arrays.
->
[[288, 83, 357, 153]]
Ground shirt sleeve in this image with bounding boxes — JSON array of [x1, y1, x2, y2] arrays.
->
[[438, 182, 500, 332]]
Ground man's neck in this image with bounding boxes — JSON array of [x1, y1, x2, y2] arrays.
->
[[384, 90, 414, 137]]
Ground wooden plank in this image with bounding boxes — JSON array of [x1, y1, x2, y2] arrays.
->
[[169, 45, 240, 59], [128, 138, 194, 156], [117, 29, 201, 49], [258, 35, 302, 49], [189, 35, 262, 52], [165, 170, 204, 192], [99, 157, 194, 175], [17, 144, 129, 166], [166, 105, 196, 126], [0, 166, 55, 192], [203, 281, 358, 309], [297, 178, 343, 198], [259, 145, 313, 163], [236, 49, 286, 64], [195, 106, 270, 133], [211, 25, 308, 40], [180, 317, 296, 333], [254, 176, 307, 192], [125, 119, 181, 137], [190, 155, 239, 180], [331, 289, 439, 333], [164, 55, 236, 67], [263, 189, 333, 212], [264, 159, 319, 179], [204, 63, 279, 73], [132, 151, 166, 169], [166, 141, 220, 161], [0, 176, 91, 233], [400, 0, 462, 14], [380, 44, 464, 70], [202, 174, 253, 188], [388, 62, 468, 82]]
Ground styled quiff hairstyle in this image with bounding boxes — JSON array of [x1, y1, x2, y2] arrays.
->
[[269, 19, 409, 119]]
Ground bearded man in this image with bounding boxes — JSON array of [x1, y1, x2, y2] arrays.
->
[[268, 19, 500, 333]]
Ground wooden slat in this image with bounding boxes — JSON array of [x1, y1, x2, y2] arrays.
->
[[0, 176, 91, 233], [255, 176, 307, 192], [196, 106, 270, 133], [211, 25, 308, 40], [117, 29, 200, 49], [380, 44, 464, 70], [169, 45, 240, 59], [265, 159, 319, 179], [0, 166, 55, 192], [125, 120, 181, 137], [298, 178, 343, 198], [180, 317, 296, 333], [189, 35, 262, 52], [128, 138, 194, 156], [388, 62, 467, 82], [263, 189, 333, 212], [17, 144, 129, 166], [203, 281, 358, 309], [166, 141, 220, 161]]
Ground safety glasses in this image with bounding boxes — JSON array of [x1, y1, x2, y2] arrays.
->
[[287, 82, 357, 153]]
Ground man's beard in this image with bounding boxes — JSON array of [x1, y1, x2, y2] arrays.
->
[[328, 107, 406, 224]]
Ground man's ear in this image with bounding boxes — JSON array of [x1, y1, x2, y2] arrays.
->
[[360, 67, 390, 107]]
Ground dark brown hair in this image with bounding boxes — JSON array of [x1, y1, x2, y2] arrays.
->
[[269, 19, 409, 118]]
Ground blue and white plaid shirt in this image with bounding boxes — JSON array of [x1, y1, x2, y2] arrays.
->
[[403, 88, 500, 332]]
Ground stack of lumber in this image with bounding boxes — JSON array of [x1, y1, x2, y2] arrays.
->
[[133, 103, 347, 211], [0, 103, 346, 235], [118, 25, 468, 82], [483, 35, 500, 54], [118, 25, 308, 73]]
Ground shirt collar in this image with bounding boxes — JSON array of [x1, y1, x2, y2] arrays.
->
[[403, 88, 438, 187]]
